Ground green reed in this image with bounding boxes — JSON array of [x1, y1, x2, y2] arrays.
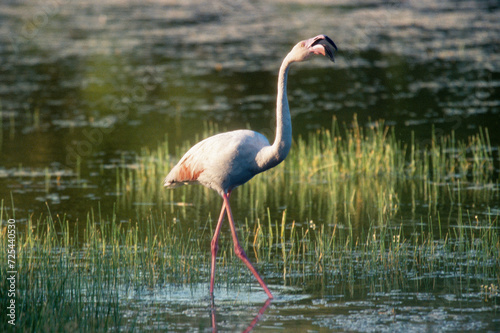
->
[[1, 199, 498, 331], [1, 117, 498, 331], [117, 116, 498, 233], [250, 208, 499, 296], [0, 204, 213, 332]]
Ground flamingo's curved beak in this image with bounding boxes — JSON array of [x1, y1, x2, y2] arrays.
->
[[306, 35, 338, 62]]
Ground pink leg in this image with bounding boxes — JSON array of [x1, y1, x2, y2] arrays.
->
[[222, 193, 274, 299], [210, 198, 227, 296], [210, 191, 232, 297]]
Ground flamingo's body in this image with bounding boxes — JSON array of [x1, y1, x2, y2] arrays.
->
[[164, 35, 337, 299], [165, 129, 274, 195]]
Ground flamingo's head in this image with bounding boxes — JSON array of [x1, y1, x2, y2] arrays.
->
[[288, 35, 337, 63]]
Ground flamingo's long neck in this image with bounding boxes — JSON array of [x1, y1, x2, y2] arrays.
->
[[256, 55, 294, 171], [273, 56, 293, 159]]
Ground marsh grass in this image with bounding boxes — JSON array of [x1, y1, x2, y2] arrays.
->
[[120, 116, 498, 226], [1, 199, 498, 331], [0, 204, 212, 332], [1, 118, 499, 331]]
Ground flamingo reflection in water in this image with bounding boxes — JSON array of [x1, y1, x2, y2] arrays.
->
[[210, 298, 272, 332]]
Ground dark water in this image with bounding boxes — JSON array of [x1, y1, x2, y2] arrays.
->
[[1, 0, 499, 331]]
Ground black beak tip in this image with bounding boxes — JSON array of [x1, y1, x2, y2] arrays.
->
[[325, 35, 338, 51]]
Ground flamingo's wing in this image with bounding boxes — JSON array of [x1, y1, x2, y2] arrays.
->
[[163, 140, 207, 188], [163, 130, 270, 192]]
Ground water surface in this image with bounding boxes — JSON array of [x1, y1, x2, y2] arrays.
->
[[1, 0, 499, 331]]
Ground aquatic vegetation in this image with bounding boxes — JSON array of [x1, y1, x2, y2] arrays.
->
[[0, 195, 498, 331], [119, 116, 498, 225], [1, 119, 499, 330]]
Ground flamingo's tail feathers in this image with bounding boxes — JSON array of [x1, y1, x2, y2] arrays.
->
[[164, 162, 203, 188]]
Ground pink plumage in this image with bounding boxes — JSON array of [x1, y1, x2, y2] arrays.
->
[[164, 130, 272, 195], [164, 35, 337, 299]]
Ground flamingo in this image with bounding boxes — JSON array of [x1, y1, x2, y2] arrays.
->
[[164, 35, 337, 299]]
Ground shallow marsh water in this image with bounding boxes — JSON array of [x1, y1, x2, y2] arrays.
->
[[1, 0, 499, 331]]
